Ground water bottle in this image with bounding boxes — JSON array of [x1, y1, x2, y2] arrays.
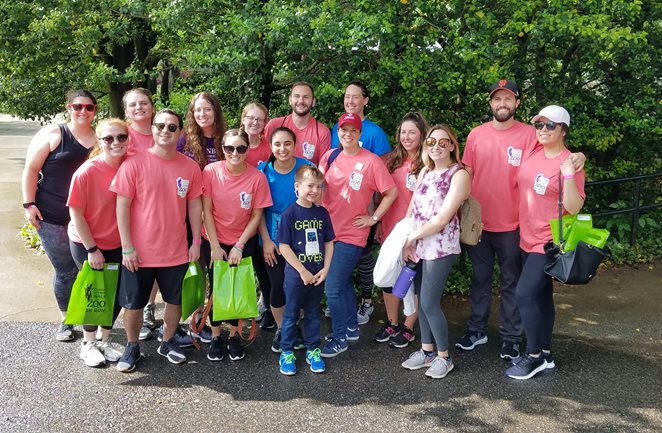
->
[[392, 261, 417, 299]]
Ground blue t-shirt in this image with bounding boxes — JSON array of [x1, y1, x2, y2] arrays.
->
[[331, 118, 392, 156], [276, 202, 335, 276], [257, 157, 314, 245]]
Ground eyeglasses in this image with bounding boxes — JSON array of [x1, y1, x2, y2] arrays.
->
[[533, 121, 558, 131], [244, 115, 266, 124], [68, 104, 96, 112], [425, 137, 452, 148], [223, 145, 248, 155], [153, 123, 179, 132], [99, 134, 129, 145]]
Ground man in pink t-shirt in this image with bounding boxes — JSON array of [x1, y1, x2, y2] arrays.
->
[[110, 109, 203, 372], [263, 81, 331, 165]]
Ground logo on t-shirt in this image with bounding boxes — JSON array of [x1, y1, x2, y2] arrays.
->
[[240, 191, 253, 209], [507, 146, 522, 167], [533, 173, 549, 195], [176, 177, 190, 198], [349, 172, 363, 191], [302, 142, 315, 160], [406, 173, 417, 191]]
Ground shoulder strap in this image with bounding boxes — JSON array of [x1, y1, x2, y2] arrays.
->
[[557, 169, 564, 244], [326, 147, 343, 171]]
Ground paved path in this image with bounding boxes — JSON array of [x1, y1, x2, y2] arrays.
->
[[0, 116, 660, 432]]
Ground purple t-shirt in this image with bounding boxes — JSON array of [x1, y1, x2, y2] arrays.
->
[[176, 134, 219, 164], [277, 202, 335, 276]]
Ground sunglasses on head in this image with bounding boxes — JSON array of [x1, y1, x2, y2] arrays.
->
[[223, 145, 248, 155], [153, 123, 179, 132], [425, 137, 452, 148], [99, 134, 129, 145], [69, 103, 96, 112], [533, 121, 559, 131]]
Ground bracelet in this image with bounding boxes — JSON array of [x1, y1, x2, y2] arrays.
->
[[235, 242, 245, 250], [122, 247, 135, 255], [22, 202, 36, 209], [232, 245, 243, 253], [86, 245, 99, 253], [563, 174, 575, 180], [192, 238, 202, 245]]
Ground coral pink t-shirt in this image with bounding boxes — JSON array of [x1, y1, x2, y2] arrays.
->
[[462, 121, 537, 232], [380, 158, 417, 239], [320, 148, 396, 247], [263, 115, 331, 165], [245, 137, 272, 167], [110, 149, 202, 267], [126, 125, 153, 157], [67, 156, 122, 250], [202, 162, 273, 245], [517, 145, 585, 254]]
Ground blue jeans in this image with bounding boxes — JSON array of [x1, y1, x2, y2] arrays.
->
[[37, 221, 79, 312], [280, 271, 324, 351], [325, 242, 363, 340]]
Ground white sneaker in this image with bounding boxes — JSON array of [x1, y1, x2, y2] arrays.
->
[[97, 338, 124, 362], [357, 300, 374, 325], [256, 296, 266, 322], [80, 341, 106, 367]]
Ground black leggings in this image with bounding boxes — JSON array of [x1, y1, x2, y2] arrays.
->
[[358, 224, 377, 299], [265, 254, 286, 308], [69, 242, 123, 332], [252, 244, 272, 309], [207, 236, 258, 327]]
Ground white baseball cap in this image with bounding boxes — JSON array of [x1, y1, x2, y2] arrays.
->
[[531, 105, 571, 127]]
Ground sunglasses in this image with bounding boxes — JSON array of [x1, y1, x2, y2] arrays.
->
[[223, 145, 248, 155], [425, 137, 452, 148], [533, 121, 559, 131], [69, 103, 96, 112], [153, 123, 179, 132], [99, 134, 129, 145]]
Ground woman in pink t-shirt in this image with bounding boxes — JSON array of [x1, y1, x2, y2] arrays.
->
[[374, 112, 428, 349], [400, 124, 470, 379], [202, 129, 273, 362], [123, 88, 155, 156], [67, 118, 129, 367], [506, 105, 586, 380]]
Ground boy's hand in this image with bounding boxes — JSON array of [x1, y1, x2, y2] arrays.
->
[[299, 269, 316, 285], [313, 268, 328, 286]]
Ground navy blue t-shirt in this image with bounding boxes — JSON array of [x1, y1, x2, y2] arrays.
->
[[277, 202, 335, 277]]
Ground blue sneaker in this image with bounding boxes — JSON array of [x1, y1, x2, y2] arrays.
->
[[320, 337, 348, 358], [345, 327, 360, 341], [306, 348, 326, 373], [506, 353, 547, 380], [279, 351, 297, 375], [117, 342, 142, 373], [157, 325, 194, 348]]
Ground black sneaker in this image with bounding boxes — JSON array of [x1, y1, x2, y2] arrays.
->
[[228, 335, 245, 361], [500, 341, 520, 360], [260, 309, 276, 331], [207, 336, 225, 362], [390, 326, 415, 348], [117, 342, 142, 373], [157, 325, 194, 348], [455, 331, 488, 351], [505, 354, 547, 380], [374, 321, 400, 343], [543, 351, 555, 369], [271, 329, 282, 353], [293, 326, 306, 350], [157, 340, 187, 365], [190, 318, 213, 344]]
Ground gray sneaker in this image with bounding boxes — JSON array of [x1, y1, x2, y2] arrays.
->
[[401, 350, 436, 370], [425, 356, 454, 379], [97, 338, 124, 362], [56, 322, 74, 342], [138, 325, 152, 341], [357, 300, 374, 325], [143, 303, 156, 329]]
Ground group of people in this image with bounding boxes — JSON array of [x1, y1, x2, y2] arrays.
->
[[22, 78, 585, 380]]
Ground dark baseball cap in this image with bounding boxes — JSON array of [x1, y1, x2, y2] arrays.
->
[[489, 79, 520, 98]]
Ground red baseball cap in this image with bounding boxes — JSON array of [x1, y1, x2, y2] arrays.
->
[[338, 113, 362, 131]]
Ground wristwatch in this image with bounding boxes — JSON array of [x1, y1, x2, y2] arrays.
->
[[371, 215, 379, 223], [86, 245, 99, 253]]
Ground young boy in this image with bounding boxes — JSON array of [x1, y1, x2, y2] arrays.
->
[[276, 165, 335, 375]]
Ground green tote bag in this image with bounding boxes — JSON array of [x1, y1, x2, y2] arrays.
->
[[65, 261, 120, 326], [212, 257, 258, 322], [181, 261, 205, 321]]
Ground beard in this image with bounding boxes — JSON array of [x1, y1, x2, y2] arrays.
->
[[491, 106, 516, 123], [292, 103, 311, 116]]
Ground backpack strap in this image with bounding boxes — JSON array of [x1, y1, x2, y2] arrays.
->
[[326, 147, 343, 171]]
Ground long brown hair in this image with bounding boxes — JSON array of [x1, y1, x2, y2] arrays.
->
[[422, 124, 462, 170], [184, 92, 227, 168], [387, 111, 428, 176]]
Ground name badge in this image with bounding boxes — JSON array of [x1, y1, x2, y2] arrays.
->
[[354, 162, 364, 171], [349, 172, 363, 191], [240, 192, 253, 209], [533, 173, 549, 195], [507, 146, 522, 167], [176, 177, 190, 198], [406, 173, 416, 191], [302, 142, 315, 160]]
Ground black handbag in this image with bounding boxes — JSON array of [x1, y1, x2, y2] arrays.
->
[[543, 172, 608, 285]]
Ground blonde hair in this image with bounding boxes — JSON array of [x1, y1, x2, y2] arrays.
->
[[421, 124, 462, 170], [90, 118, 128, 158], [239, 102, 269, 136]]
